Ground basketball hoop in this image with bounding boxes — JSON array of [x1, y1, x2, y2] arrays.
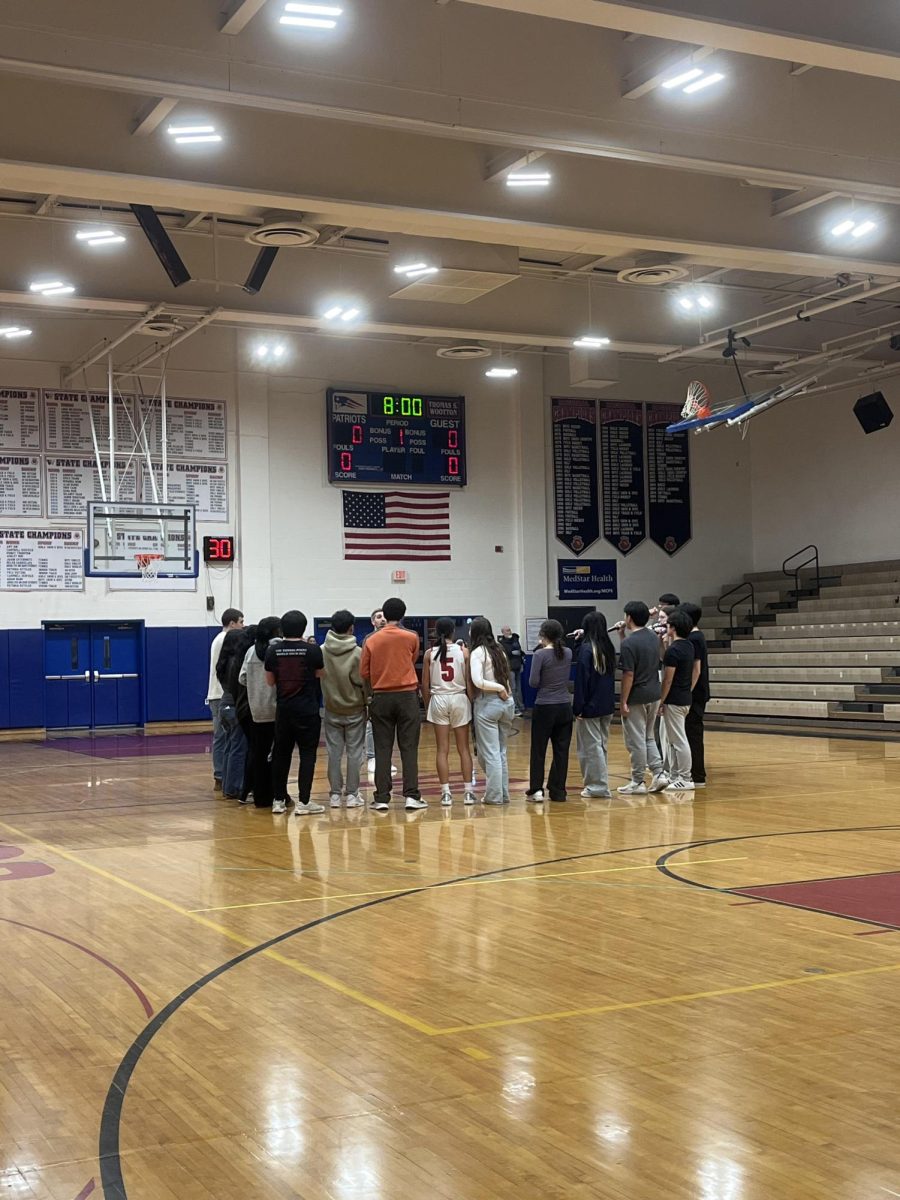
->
[[134, 553, 164, 581], [681, 380, 712, 420]]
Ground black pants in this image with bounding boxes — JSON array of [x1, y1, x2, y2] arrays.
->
[[685, 698, 707, 783], [238, 712, 255, 800], [271, 708, 321, 804], [529, 703, 573, 800], [370, 691, 421, 802], [249, 719, 276, 808]]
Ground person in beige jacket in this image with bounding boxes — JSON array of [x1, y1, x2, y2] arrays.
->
[[321, 609, 367, 809]]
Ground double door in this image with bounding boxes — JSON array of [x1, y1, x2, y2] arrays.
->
[[44, 622, 143, 729]]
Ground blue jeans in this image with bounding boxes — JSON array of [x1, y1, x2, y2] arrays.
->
[[209, 698, 227, 781], [222, 709, 248, 798], [474, 693, 515, 804]]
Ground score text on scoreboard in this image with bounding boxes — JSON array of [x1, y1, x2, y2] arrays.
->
[[203, 535, 235, 563], [327, 389, 466, 487]]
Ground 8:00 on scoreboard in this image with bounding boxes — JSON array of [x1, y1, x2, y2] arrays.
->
[[327, 389, 466, 487]]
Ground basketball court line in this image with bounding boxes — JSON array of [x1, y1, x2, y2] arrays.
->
[[189, 855, 748, 913]]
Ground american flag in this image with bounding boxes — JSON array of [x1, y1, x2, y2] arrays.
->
[[342, 490, 451, 561]]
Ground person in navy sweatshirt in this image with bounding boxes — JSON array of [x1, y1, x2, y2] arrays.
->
[[573, 611, 617, 798]]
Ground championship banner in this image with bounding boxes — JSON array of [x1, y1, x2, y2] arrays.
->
[[599, 402, 645, 555], [0, 528, 84, 591], [551, 397, 599, 555], [647, 404, 692, 556]]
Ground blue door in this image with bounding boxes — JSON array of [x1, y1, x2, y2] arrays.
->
[[44, 622, 143, 729]]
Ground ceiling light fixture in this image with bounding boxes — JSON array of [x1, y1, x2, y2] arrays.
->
[[322, 303, 362, 324], [676, 286, 716, 314], [485, 366, 518, 378], [76, 228, 126, 247], [661, 67, 725, 96], [394, 262, 440, 279], [682, 72, 726, 94], [830, 215, 879, 241], [573, 336, 611, 348], [253, 340, 289, 363], [29, 280, 75, 296], [506, 171, 552, 188], [280, 2, 342, 27], [0, 325, 32, 339], [166, 124, 222, 145], [660, 68, 704, 90]]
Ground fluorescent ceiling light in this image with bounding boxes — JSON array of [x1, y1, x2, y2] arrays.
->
[[322, 304, 362, 323], [323, 305, 343, 320], [830, 219, 856, 236], [167, 124, 216, 135], [682, 72, 725, 94], [254, 340, 289, 361], [2, 328, 32, 339], [573, 336, 611, 348], [506, 171, 552, 188], [660, 67, 704, 90], [676, 287, 715, 314], [697, 294, 714, 310], [677, 296, 695, 311], [340, 307, 361, 322], [394, 261, 439, 279], [174, 134, 222, 144], [280, 16, 337, 26], [29, 280, 75, 296], [76, 229, 126, 247], [166, 123, 222, 145], [485, 366, 518, 378], [284, 2, 343, 11], [851, 220, 878, 238]]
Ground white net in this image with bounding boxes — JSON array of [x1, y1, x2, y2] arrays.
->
[[134, 553, 164, 581], [681, 380, 711, 419]]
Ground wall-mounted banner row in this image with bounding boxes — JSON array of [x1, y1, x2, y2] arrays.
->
[[1, 456, 228, 520], [553, 398, 692, 558], [0, 388, 226, 460], [0, 528, 84, 591]]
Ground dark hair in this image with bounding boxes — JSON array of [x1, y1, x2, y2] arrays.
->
[[219, 625, 256, 694], [281, 609, 308, 638], [540, 618, 566, 660], [469, 617, 511, 688], [331, 609, 355, 635], [667, 609, 693, 639], [254, 615, 281, 660], [658, 593, 680, 607], [221, 607, 243, 627], [624, 600, 650, 627], [382, 597, 406, 622], [435, 616, 455, 663], [582, 611, 616, 676], [680, 602, 701, 626], [371, 608, 383, 621]]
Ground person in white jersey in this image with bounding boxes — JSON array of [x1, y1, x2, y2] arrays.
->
[[422, 617, 477, 807]]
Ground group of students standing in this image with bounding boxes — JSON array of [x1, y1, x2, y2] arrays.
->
[[204, 590, 708, 814]]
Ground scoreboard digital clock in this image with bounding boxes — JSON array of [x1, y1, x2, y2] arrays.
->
[[327, 388, 467, 487]]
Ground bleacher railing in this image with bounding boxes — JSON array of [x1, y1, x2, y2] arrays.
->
[[717, 580, 756, 632], [783, 544, 821, 598]]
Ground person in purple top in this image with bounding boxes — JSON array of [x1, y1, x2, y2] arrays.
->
[[526, 619, 574, 802]]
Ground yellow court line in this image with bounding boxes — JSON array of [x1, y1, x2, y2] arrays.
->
[[431, 959, 900, 1035], [189, 856, 748, 912], [0, 818, 440, 1036]]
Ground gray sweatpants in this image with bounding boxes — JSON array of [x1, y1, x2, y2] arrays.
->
[[622, 701, 664, 783], [662, 704, 692, 784], [576, 715, 612, 796], [324, 709, 367, 795]]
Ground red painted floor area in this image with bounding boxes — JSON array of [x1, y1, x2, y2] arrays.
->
[[733, 871, 900, 928]]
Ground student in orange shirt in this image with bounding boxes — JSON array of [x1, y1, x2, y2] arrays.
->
[[360, 597, 425, 812]]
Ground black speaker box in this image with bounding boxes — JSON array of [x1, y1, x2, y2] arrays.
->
[[853, 391, 894, 434]]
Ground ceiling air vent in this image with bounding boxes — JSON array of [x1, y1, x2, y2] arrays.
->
[[138, 317, 183, 337], [246, 223, 319, 248], [617, 265, 689, 286], [435, 343, 492, 360]]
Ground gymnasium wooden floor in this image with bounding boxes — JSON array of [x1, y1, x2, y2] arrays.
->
[[2, 726, 899, 1200]]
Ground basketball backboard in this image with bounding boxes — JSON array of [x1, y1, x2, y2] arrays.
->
[[86, 501, 198, 578]]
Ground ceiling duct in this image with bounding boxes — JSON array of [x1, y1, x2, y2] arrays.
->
[[137, 316, 183, 337], [390, 237, 519, 304], [246, 222, 320, 247], [435, 343, 492, 360], [617, 265, 689, 286]]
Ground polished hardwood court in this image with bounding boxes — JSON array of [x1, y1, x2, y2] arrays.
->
[[2, 726, 900, 1200]]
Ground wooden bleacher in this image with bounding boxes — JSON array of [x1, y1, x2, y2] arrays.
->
[[702, 558, 900, 737]]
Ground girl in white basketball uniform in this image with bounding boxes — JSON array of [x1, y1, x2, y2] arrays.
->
[[422, 617, 477, 807]]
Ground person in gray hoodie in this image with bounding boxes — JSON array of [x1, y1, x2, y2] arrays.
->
[[321, 609, 367, 809], [239, 616, 281, 809]]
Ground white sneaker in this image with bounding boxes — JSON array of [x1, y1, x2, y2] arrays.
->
[[345, 792, 365, 808], [649, 774, 669, 793], [526, 790, 544, 802], [464, 791, 478, 805], [617, 782, 647, 795], [330, 793, 342, 809], [370, 798, 390, 812], [441, 790, 453, 807], [664, 780, 695, 792], [405, 796, 427, 810], [272, 798, 287, 814], [295, 800, 326, 815]]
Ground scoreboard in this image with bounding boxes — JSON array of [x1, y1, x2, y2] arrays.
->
[[327, 388, 466, 487]]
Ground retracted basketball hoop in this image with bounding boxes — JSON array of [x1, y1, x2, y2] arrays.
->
[[681, 380, 712, 420], [134, 553, 164, 581]]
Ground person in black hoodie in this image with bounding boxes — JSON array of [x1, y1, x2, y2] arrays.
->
[[499, 626, 526, 714], [218, 625, 256, 802], [573, 611, 616, 798]]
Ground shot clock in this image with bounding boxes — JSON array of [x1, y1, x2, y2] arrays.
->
[[327, 388, 466, 486], [203, 535, 235, 563]]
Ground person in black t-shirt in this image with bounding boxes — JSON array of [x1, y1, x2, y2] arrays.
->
[[659, 608, 695, 792], [681, 602, 709, 787], [265, 609, 325, 815]]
